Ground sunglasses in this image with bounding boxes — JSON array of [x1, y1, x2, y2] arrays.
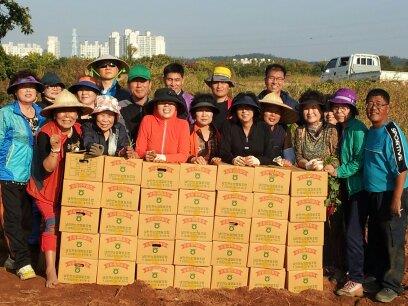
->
[[98, 62, 117, 69]]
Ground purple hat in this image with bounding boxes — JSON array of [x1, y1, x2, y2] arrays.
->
[[329, 88, 357, 106], [7, 76, 44, 94]]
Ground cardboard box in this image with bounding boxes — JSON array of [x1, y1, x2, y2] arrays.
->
[[215, 191, 253, 218], [179, 163, 217, 191], [137, 240, 175, 265], [253, 166, 291, 195], [176, 215, 214, 241], [290, 169, 328, 197], [64, 153, 104, 182], [61, 180, 102, 208], [252, 193, 290, 220], [178, 189, 216, 216], [97, 260, 136, 285], [136, 264, 174, 289], [247, 243, 285, 269], [100, 183, 140, 211], [249, 268, 285, 290], [174, 240, 212, 266], [98, 234, 138, 261], [290, 197, 326, 222], [211, 241, 249, 267], [286, 246, 323, 271], [141, 162, 180, 190], [103, 156, 142, 185], [60, 232, 99, 259], [287, 222, 324, 246], [99, 209, 139, 236], [250, 218, 288, 245], [213, 216, 251, 243], [140, 188, 178, 215], [59, 206, 100, 234], [58, 257, 97, 284], [138, 214, 176, 240], [286, 270, 323, 293], [216, 165, 254, 192], [210, 266, 248, 289], [174, 266, 212, 290]]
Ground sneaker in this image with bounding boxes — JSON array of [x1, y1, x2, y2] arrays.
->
[[16, 264, 36, 280], [336, 281, 364, 297], [3, 256, 15, 270], [375, 288, 398, 303]]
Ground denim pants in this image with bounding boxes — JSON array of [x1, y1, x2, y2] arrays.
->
[[365, 188, 408, 294]]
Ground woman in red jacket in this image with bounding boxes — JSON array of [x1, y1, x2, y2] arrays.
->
[[135, 88, 190, 163], [26, 90, 93, 288]]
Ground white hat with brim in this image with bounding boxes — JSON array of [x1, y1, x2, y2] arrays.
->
[[259, 93, 299, 124], [87, 55, 129, 72], [92, 95, 121, 115], [41, 89, 94, 117]]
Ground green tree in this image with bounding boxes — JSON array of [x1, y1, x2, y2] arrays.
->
[[0, 0, 33, 39], [379, 55, 395, 71]]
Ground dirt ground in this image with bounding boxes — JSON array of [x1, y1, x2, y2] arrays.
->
[[0, 242, 407, 306]]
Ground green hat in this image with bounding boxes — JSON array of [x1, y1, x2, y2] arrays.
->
[[128, 64, 151, 82]]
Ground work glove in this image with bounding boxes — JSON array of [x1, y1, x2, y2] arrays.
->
[[89, 143, 104, 157], [153, 154, 166, 162], [232, 156, 246, 166], [246, 156, 260, 166], [305, 159, 324, 171]]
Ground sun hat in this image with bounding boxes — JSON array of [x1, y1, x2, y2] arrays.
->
[[259, 92, 298, 124], [189, 94, 219, 115], [41, 72, 65, 88], [144, 88, 186, 115], [7, 76, 44, 94], [128, 64, 151, 82], [87, 54, 129, 76], [229, 92, 261, 114], [204, 66, 235, 87], [69, 76, 101, 94], [329, 88, 358, 114], [41, 89, 94, 117], [92, 95, 121, 115]]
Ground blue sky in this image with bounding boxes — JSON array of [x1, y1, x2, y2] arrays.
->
[[2, 0, 407, 61]]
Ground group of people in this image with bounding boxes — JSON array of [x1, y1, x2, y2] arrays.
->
[[0, 55, 406, 303]]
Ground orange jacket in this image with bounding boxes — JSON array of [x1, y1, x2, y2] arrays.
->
[[135, 109, 190, 163]]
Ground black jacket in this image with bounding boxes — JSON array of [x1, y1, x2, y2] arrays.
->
[[213, 100, 230, 131], [82, 121, 129, 156], [220, 120, 276, 165], [118, 98, 147, 140]]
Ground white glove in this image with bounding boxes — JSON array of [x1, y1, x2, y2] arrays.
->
[[315, 160, 324, 171], [153, 154, 166, 162], [305, 159, 324, 171], [305, 159, 317, 170], [273, 156, 284, 167], [232, 156, 246, 166], [246, 156, 260, 166]]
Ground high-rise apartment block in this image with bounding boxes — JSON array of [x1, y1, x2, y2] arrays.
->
[[47, 36, 61, 58]]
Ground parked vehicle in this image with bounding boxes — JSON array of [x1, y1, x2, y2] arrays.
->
[[320, 53, 408, 82]]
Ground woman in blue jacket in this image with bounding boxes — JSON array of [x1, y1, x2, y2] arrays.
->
[[0, 70, 46, 280]]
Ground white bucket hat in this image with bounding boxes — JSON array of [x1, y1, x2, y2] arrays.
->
[[92, 95, 121, 115]]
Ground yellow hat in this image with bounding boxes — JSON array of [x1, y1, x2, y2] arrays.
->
[[205, 66, 235, 87], [259, 93, 299, 124]]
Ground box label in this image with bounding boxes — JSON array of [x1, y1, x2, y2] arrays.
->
[[211, 241, 249, 267], [58, 257, 97, 284], [253, 166, 291, 194], [136, 240, 175, 265], [216, 165, 254, 192], [176, 215, 213, 241], [97, 260, 135, 285], [174, 266, 212, 290], [179, 163, 217, 191], [210, 266, 248, 289], [64, 153, 104, 182], [141, 162, 180, 190], [250, 218, 288, 244], [215, 191, 253, 218], [174, 240, 212, 266], [60, 233, 99, 259], [287, 222, 324, 246], [213, 217, 251, 243], [247, 243, 285, 269], [99, 209, 139, 236], [178, 189, 216, 216], [249, 268, 285, 290], [101, 183, 140, 211], [289, 197, 326, 222], [287, 270, 323, 293], [286, 246, 323, 271], [136, 264, 174, 289], [140, 188, 178, 215], [291, 170, 328, 197], [59, 206, 100, 234], [103, 156, 142, 185], [138, 214, 176, 240], [61, 180, 102, 208], [252, 193, 289, 220], [98, 234, 138, 261]]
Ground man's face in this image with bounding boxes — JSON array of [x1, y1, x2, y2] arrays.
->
[[265, 69, 285, 94], [366, 95, 389, 126], [128, 78, 151, 101], [164, 72, 183, 94], [97, 61, 119, 81]]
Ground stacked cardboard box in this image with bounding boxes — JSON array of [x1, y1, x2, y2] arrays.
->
[[58, 153, 104, 284], [136, 162, 180, 289], [286, 169, 327, 293]]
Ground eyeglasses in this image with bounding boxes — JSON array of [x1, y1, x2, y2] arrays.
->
[[365, 102, 388, 109], [98, 62, 117, 69]]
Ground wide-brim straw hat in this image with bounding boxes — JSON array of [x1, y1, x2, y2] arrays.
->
[[41, 89, 94, 117], [259, 93, 299, 124], [204, 66, 235, 87]]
